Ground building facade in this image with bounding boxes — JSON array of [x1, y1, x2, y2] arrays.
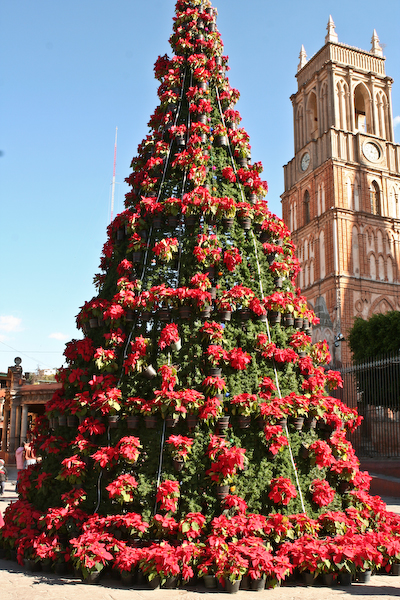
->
[[281, 18, 400, 364]]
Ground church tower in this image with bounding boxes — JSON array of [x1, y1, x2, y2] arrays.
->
[[281, 18, 400, 365]]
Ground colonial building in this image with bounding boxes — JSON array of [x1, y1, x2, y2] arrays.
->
[[281, 18, 400, 365], [0, 358, 60, 463]]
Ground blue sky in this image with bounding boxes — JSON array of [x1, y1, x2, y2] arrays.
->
[[1, 0, 399, 374]]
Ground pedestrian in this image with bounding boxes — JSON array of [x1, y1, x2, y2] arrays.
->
[[24, 441, 36, 467], [0, 459, 8, 495], [15, 445, 25, 492]]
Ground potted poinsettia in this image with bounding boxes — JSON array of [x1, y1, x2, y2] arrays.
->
[[166, 434, 194, 471], [158, 323, 181, 352], [230, 393, 258, 428], [70, 530, 120, 583], [153, 237, 179, 263]]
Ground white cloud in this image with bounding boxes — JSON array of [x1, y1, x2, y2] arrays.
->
[[394, 116, 400, 128], [0, 315, 22, 332], [49, 332, 69, 341]]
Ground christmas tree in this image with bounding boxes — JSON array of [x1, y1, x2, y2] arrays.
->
[[1, 0, 399, 589]]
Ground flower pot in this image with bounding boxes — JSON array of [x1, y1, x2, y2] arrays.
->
[[239, 309, 252, 322], [58, 415, 67, 427], [121, 571, 134, 586], [357, 569, 371, 583], [148, 575, 161, 589], [184, 215, 198, 228], [217, 416, 230, 431], [237, 157, 248, 168], [164, 575, 179, 588], [209, 367, 222, 376], [250, 576, 266, 591], [294, 317, 304, 330], [238, 415, 251, 429], [339, 572, 352, 586], [173, 458, 184, 472], [290, 416, 304, 431], [238, 217, 251, 230], [139, 310, 152, 322], [197, 114, 208, 124], [187, 414, 198, 431], [84, 570, 102, 584], [179, 306, 192, 320], [304, 416, 317, 430], [226, 579, 241, 594], [274, 277, 283, 289], [127, 415, 139, 429], [391, 563, 400, 575], [143, 365, 157, 379], [89, 317, 99, 328], [108, 415, 119, 428], [153, 216, 163, 229], [131, 251, 142, 263], [214, 134, 228, 147], [283, 313, 294, 327], [157, 308, 171, 322], [218, 310, 232, 322], [300, 444, 309, 459], [166, 416, 179, 429], [67, 415, 78, 427], [216, 484, 229, 500], [144, 415, 157, 429], [171, 338, 182, 352], [268, 311, 281, 325], [199, 306, 212, 319], [222, 217, 234, 230], [204, 265, 215, 279], [24, 558, 39, 572], [125, 309, 135, 322], [302, 571, 315, 586], [203, 574, 217, 589], [167, 215, 179, 228], [322, 572, 335, 586]]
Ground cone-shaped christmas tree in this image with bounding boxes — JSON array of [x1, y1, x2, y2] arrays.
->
[[2, 0, 399, 588]]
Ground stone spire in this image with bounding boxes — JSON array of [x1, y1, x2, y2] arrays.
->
[[325, 15, 338, 44], [371, 29, 383, 56], [297, 45, 307, 72]]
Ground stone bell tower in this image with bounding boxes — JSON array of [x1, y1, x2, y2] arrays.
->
[[281, 18, 400, 365]]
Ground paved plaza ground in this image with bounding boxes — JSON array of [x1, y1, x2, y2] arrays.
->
[[1, 468, 400, 600]]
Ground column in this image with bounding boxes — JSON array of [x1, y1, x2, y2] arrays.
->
[[1, 407, 9, 452], [20, 404, 29, 445], [9, 398, 17, 454]]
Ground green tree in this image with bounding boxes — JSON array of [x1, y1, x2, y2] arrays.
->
[[349, 311, 400, 362]]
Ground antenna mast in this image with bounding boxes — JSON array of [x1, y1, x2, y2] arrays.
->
[[110, 127, 118, 223]]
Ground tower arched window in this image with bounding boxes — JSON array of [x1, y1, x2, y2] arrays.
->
[[307, 92, 318, 140], [303, 190, 310, 225], [370, 181, 381, 215], [354, 83, 372, 134]]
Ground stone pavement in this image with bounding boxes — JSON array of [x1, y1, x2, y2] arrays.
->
[[1, 467, 400, 600]]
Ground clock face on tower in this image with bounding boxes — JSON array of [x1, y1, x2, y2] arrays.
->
[[300, 152, 310, 172], [363, 142, 381, 163]]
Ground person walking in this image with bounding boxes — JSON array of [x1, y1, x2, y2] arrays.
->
[[0, 459, 8, 495]]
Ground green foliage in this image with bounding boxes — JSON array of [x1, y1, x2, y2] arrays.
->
[[348, 311, 400, 362]]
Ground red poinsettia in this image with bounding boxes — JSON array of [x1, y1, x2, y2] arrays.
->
[[268, 477, 297, 506]]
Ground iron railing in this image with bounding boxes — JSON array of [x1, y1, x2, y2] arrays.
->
[[332, 352, 400, 457]]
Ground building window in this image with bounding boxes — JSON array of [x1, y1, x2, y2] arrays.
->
[[370, 181, 381, 215], [304, 190, 310, 224]]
